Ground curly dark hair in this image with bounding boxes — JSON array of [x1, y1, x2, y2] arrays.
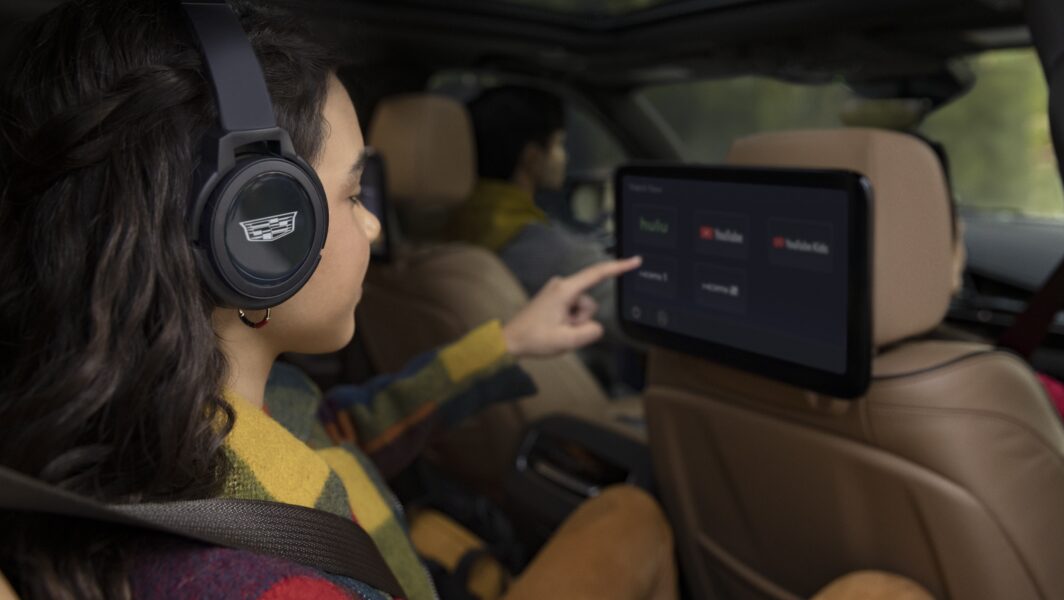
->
[[0, 1, 338, 597]]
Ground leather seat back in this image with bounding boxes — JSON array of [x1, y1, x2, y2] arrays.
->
[[0, 570, 18, 600], [645, 129, 1064, 599], [356, 94, 609, 490]]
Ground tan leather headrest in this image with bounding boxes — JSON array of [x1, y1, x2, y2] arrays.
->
[[728, 129, 953, 349], [367, 94, 475, 208]]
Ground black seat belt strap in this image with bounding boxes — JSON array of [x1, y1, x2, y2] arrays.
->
[[998, 257, 1064, 359], [0, 466, 405, 598]]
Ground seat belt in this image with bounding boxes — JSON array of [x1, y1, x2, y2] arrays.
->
[[999, 0, 1064, 359], [997, 258, 1064, 359], [0, 465, 405, 598]]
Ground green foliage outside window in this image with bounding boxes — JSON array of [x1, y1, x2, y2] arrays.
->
[[922, 49, 1063, 217]]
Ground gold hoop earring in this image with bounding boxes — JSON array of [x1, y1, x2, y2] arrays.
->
[[238, 308, 271, 329]]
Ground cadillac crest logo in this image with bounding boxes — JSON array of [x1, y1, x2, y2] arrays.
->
[[239, 212, 298, 242]]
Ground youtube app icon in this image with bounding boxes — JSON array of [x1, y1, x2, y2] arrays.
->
[[694, 211, 749, 260]]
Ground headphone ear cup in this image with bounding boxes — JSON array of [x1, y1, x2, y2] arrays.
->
[[198, 155, 328, 309], [179, 0, 329, 310]]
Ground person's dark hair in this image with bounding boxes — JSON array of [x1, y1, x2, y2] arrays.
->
[[468, 85, 565, 180], [0, 1, 338, 598]]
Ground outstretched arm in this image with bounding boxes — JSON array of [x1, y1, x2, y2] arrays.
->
[[323, 256, 642, 477]]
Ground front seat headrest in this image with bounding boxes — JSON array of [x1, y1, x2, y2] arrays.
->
[[368, 93, 475, 208], [728, 128, 954, 349]]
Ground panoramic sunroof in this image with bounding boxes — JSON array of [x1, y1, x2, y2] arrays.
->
[[445, 0, 758, 19], [499, 0, 680, 16]]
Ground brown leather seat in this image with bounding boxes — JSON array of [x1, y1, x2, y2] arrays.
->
[[0, 571, 17, 600], [357, 94, 611, 491], [645, 129, 1064, 599]]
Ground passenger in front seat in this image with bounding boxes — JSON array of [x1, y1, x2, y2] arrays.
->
[[446, 86, 625, 344], [0, 2, 675, 600]]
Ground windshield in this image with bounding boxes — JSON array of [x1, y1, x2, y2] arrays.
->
[[922, 49, 1063, 217], [637, 48, 1064, 218]]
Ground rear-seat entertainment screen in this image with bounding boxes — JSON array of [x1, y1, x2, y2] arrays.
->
[[616, 165, 872, 398]]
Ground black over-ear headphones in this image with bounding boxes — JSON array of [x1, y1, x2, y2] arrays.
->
[[180, 0, 328, 310]]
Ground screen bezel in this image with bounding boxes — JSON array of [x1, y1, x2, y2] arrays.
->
[[615, 164, 873, 399]]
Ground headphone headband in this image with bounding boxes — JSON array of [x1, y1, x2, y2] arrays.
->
[[180, 1, 276, 133]]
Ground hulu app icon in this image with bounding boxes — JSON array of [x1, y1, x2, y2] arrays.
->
[[640, 216, 669, 234], [632, 205, 677, 248]]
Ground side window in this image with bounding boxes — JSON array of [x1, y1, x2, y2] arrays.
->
[[564, 106, 627, 231]]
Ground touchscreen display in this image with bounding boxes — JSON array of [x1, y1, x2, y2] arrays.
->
[[616, 165, 871, 397]]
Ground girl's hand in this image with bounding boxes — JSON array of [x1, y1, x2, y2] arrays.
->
[[502, 256, 642, 358]]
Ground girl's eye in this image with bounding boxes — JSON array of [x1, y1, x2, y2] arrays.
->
[[348, 193, 364, 207]]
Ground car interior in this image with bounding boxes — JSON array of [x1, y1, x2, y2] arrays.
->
[[3, 0, 1064, 598]]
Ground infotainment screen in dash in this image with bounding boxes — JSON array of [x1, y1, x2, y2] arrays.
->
[[615, 164, 872, 399]]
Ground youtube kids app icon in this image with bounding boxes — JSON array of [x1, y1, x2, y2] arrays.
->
[[768, 218, 834, 272]]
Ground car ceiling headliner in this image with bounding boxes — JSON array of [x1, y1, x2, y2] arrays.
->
[[295, 0, 1029, 89], [0, 0, 1030, 89]]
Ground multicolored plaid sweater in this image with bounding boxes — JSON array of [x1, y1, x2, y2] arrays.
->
[[129, 321, 536, 600]]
